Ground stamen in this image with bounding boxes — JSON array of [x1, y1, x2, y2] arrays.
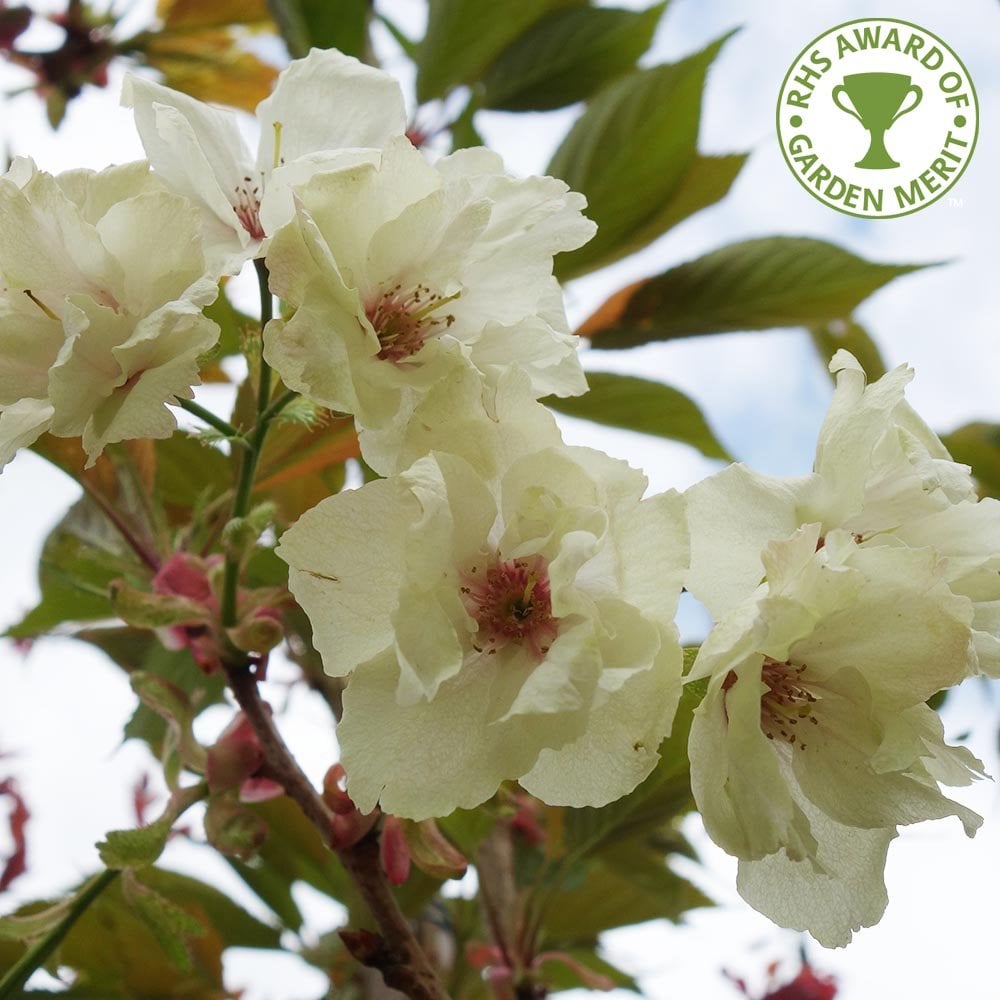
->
[[365, 283, 461, 363], [24, 289, 58, 321], [272, 121, 284, 170], [460, 554, 559, 660], [758, 658, 817, 749], [232, 175, 265, 240]]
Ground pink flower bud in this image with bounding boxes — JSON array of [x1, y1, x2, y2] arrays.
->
[[379, 815, 411, 886]]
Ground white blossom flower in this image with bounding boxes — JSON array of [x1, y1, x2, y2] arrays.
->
[[263, 137, 594, 475], [276, 417, 687, 820], [686, 350, 1000, 675], [688, 524, 984, 947], [122, 48, 407, 274], [0, 159, 219, 468]]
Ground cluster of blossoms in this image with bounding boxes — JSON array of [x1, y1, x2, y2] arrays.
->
[[1, 47, 994, 949], [684, 351, 995, 945]]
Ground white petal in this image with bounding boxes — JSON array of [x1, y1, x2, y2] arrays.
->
[[339, 650, 585, 819], [0, 398, 53, 470], [737, 819, 895, 948], [277, 478, 417, 675], [522, 626, 683, 807], [685, 463, 811, 619], [254, 48, 406, 176]]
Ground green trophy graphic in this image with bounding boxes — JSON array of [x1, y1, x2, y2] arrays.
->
[[831, 72, 922, 169]]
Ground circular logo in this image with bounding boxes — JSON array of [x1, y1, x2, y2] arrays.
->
[[776, 18, 978, 218]]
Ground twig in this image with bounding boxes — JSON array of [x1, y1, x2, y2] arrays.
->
[[224, 663, 450, 1000], [175, 398, 244, 441]]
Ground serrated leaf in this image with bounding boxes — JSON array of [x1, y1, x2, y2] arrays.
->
[[1, 868, 279, 997], [416, 0, 579, 102], [98, 819, 172, 871], [267, 0, 370, 58], [550, 33, 734, 280], [480, 3, 667, 112], [0, 895, 76, 942], [809, 319, 887, 384], [581, 237, 928, 347], [130, 671, 208, 771], [941, 422, 1000, 500], [111, 581, 210, 629], [122, 870, 206, 972], [546, 371, 732, 461]]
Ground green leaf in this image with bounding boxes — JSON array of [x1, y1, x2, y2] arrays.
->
[[561, 673, 705, 859], [479, 3, 667, 112], [6, 497, 141, 640], [247, 797, 353, 904], [942, 422, 1000, 500], [98, 820, 172, 871], [608, 151, 748, 266], [155, 433, 230, 510], [450, 99, 484, 152], [0, 868, 280, 998], [108, 641, 225, 756], [130, 670, 208, 771], [546, 371, 732, 461], [266, 0, 370, 59], [122, 871, 206, 972], [202, 284, 256, 359], [139, 867, 281, 951], [550, 32, 735, 280], [0, 896, 77, 942], [204, 799, 269, 860], [582, 237, 928, 348], [542, 854, 709, 940], [416, 0, 579, 102], [110, 581, 210, 630], [227, 857, 304, 931], [809, 318, 887, 383], [538, 948, 639, 993]]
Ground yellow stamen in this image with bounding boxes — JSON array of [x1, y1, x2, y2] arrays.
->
[[272, 121, 284, 170]]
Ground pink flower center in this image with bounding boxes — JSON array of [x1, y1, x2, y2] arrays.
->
[[759, 658, 818, 749], [232, 175, 265, 240], [460, 555, 559, 659], [365, 283, 460, 363]]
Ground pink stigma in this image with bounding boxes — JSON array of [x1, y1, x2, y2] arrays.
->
[[365, 282, 459, 363], [460, 555, 559, 660]]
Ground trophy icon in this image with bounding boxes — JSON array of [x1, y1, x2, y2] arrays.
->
[[831, 72, 923, 169]]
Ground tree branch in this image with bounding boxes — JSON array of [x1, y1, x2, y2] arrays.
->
[[224, 663, 450, 1000]]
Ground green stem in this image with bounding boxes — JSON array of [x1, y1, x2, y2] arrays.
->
[[254, 258, 273, 418], [258, 388, 299, 426], [220, 261, 276, 629], [0, 869, 118, 998], [176, 398, 244, 442]]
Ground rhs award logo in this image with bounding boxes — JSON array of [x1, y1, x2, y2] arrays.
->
[[777, 18, 978, 218]]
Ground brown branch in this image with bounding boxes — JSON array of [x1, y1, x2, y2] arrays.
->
[[224, 663, 450, 1000]]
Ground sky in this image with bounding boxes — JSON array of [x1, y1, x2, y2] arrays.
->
[[2, 0, 1000, 998]]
